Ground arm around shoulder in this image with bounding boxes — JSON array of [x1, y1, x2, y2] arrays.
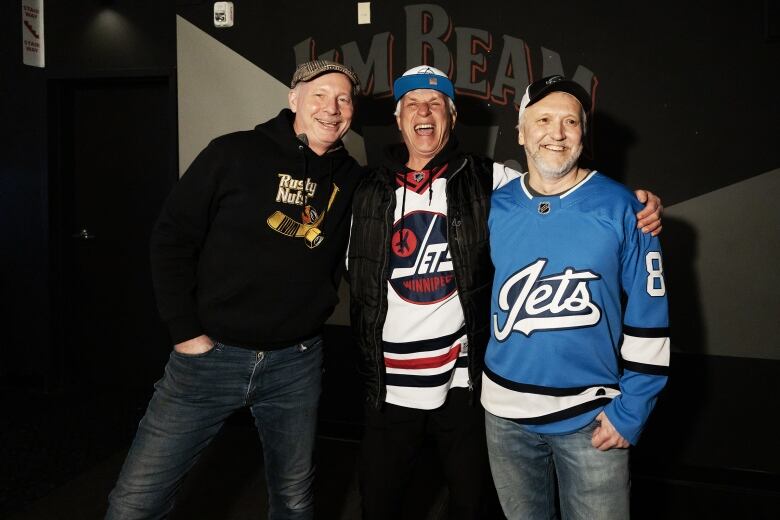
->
[[492, 161, 522, 190], [633, 189, 663, 236]]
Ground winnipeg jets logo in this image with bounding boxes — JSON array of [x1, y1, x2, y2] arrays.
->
[[392, 229, 417, 257], [389, 211, 456, 304], [493, 259, 601, 340]]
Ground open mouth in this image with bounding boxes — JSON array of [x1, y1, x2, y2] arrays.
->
[[316, 118, 341, 130], [414, 123, 434, 136], [542, 144, 566, 152]]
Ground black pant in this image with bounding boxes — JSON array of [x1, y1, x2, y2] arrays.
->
[[359, 388, 498, 520]]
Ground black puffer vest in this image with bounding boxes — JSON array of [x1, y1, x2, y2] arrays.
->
[[348, 151, 495, 408]]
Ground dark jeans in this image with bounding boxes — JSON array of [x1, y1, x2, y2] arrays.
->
[[359, 388, 492, 520], [105, 337, 323, 520]]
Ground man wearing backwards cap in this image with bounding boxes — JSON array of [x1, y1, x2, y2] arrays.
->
[[483, 75, 670, 519], [106, 60, 362, 520], [348, 67, 662, 518]]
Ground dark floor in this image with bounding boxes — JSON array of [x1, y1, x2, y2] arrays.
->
[[0, 387, 450, 520], [2, 338, 779, 519], [3, 386, 779, 520], [0, 386, 151, 516]]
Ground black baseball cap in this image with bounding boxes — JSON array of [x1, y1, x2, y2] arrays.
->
[[517, 75, 591, 123]]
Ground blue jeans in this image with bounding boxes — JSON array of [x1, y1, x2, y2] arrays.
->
[[106, 337, 323, 520], [485, 411, 630, 520]]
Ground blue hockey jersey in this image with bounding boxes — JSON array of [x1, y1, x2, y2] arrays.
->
[[481, 171, 669, 445]]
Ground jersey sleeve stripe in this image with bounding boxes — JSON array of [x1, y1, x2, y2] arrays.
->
[[620, 335, 670, 366], [623, 324, 670, 338], [622, 360, 670, 376]]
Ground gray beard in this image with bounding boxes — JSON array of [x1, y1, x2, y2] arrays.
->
[[530, 152, 580, 181], [534, 157, 579, 181]]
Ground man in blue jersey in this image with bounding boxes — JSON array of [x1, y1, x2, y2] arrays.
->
[[349, 67, 665, 519], [482, 75, 670, 519]]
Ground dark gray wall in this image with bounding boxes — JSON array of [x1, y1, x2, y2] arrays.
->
[[174, 0, 780, 486], [174, 1, 780, 361], [1, 0, 778, 498]]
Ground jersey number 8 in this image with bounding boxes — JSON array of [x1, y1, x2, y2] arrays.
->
[[645, 251, 666, 297]]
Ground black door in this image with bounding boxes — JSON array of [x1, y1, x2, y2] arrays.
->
[[50, 76, 176, 389]]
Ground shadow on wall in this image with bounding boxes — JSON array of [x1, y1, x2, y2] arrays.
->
[[662, 217, 706, 355], [631, 215, 709, 489], [648, 216, 709, 473], [582, 109, 637, 186]]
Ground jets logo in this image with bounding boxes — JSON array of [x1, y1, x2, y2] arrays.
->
[[389, 211, 456, 304], [392, 228, 418, 258], [493, 258, 602, 340]]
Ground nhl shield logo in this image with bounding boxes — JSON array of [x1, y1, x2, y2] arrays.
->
[[538, 201, 551, 215]]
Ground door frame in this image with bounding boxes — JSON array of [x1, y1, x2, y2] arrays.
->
[[46, 72, 178, 389]]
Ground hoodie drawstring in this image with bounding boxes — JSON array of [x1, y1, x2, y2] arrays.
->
[[428, 168, 434, 205], [399, 172, 408, 241], [298, 138, 336, 230]]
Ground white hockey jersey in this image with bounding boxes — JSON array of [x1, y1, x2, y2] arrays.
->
[[383, 160, 521, 410], [383, 162, 468, 409]]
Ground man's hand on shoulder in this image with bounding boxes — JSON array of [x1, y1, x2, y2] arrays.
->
[[634, 189, 663, 236], [174, 334, 214, 355], [591, 411, 630, 451]]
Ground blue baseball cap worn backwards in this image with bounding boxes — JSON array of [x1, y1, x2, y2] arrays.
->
[[393, 65, 455, 101]]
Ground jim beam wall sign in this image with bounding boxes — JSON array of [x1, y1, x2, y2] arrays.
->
[[22, 0, 45, 68]]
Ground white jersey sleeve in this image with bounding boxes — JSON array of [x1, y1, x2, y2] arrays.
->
[[492, 162, 522, 191]]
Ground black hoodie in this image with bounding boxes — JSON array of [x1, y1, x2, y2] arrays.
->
[[150, 109, 364, 349]]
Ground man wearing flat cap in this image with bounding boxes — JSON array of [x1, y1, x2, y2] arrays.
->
[[106, 60, 362, 520], [348, 68, 663, 518], [483, 75, 670, 518]]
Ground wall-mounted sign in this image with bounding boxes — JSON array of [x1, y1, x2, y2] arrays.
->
[[22, 0, 45, 67]]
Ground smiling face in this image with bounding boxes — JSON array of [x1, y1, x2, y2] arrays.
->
[[518, 91, 585, 181], [288, 72, 354, 156], [396, 89, 456, 170]]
